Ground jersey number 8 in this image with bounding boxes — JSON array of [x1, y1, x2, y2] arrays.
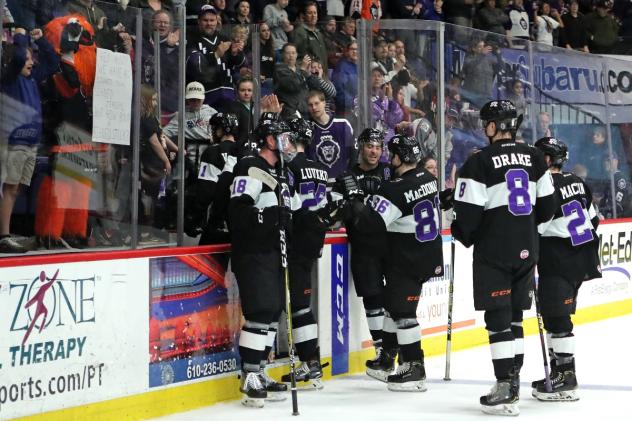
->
[[413, 197, 439, 242], [506, 169, 532, 216]]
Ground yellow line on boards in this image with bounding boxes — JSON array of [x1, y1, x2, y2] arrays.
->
[[10, 298, 632, 421]]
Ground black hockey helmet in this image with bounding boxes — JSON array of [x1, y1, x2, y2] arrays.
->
[[209, 112, 239, 135], [480, 100, 521, 132], [358, 128, 384, 147], [255, 112, 281, 145], [288, 117, 314, 146], [388, 134, 422, 164], [256, 120, 291, 148], [535, 136, 569, 168]]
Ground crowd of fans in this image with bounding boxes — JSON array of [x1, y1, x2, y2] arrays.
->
[[0, 0, 631, 253]]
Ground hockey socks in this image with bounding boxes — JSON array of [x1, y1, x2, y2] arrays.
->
[[488, 328, 516, 381], [367, 314, 397, 382], [291, 307, 318, 362]]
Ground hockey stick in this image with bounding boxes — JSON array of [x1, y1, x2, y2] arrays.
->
[[443, 238, 456, 381], [248, 166, 278, 190], [276, 140, 299, 416], [533, 277, 553, 393]]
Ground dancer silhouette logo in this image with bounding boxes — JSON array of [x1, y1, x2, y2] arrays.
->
[[22, 270, 59, 344]]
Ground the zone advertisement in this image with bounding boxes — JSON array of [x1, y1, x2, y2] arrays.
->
[[0, 260, 148, 419], [148, 254, 242, 388]]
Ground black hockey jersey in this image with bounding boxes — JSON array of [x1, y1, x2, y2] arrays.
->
[[601, 171, 631, 219], [229, 155, 291, 254], [538, 172, 601, 281], [288, 152, 329, 258], [337, 163, 391, 255], [359, 168, 444, 279], [452, 139, 557, 266], [198, 140, 239, 229]]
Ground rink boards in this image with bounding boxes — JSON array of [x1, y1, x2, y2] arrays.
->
[[1, 221, 631, 421]]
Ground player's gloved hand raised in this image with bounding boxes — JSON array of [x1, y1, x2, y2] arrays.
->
[[439, 188, 455, 210], [337, 174, 364, 200]]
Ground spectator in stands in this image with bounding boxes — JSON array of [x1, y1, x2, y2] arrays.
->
[[601, 154, 632, 218], [394, 85, 412, 122], [506, 0, 530, 47], [309, 57, 337, 113], [273, 43, 310, 118], [322, 16, 344, 69], [231, 0, 252, 25], [139, 84, 177, 243], [142, 10, 181, 114], [475, 0, 510, 35], [535, 2, 563, 47], [162, 81, 217, 179], [68, 0, 111, 46], [331, 40, 358, 117], [291, 1, 329, 73], [259, 22, 275, 84], [213, 0, 233, 28], [422, 156, 439, 178], [6, 0, 36, 30], [186, 5, 245, 109], [0, 28, 59, 253], [443, 0, 475, 30], [225, 76, 256, 147], [335, 16, 356, 47], [389, 1, 425, 19], [425, 0, 445, 21], [561, 0, 590, 52], [263, 0, 294, 53], [460, 39, 495, 108], [536, 111, 554, 139], [506, 79, 527, 122], [585, 0, 620, 54], [370, 67, 404, 153], [131, 0, 174, 34], [37, 1, 71, 28]]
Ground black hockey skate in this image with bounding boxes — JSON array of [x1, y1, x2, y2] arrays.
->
[[480, 379, 520, 416], [239, 371, 267, 408], [365, 347, 396, 383], [281, 360, 326, 390], [386, 361, 427, 392], [258, 369, 288, 402], [531, 359, 557, 388], [532, 362, 579, 402]]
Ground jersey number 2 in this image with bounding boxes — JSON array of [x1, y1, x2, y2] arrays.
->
[[562, 200, 594, 246]]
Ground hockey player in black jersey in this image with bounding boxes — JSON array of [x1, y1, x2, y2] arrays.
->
[[277, 117, 333, 389], [195, 113, 240, 244], [343, 135, 443, 392], [336, 128, 393, 381], [452, 100, 557, 416], [531, 137, 601, 402], [228, 117, 295, 407]]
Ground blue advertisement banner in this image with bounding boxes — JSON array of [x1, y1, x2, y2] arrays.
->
[[148, 254, 242, 388], [330, 243, 349, 375]]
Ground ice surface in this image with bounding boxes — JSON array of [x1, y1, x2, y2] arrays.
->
[[154, 314, 632, 420]]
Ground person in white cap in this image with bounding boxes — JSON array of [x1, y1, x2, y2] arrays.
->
[[163, 81, 218, 179]]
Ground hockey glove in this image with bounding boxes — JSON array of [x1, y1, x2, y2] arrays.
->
[[359, 175, 382, 196], [263, 205, 292, 231], [337, 173, 364, 200], [439, 188, 455, 210], [316, 200, 343, 227]]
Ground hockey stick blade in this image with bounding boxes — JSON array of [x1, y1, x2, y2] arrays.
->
[[248, 166, 278, 190]]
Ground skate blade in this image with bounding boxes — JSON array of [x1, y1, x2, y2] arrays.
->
[[282, 378, 324, 390], [241, 396, 265, 408], [532, 389, 579, 402], [387, 380, 427, 392], [265, 391, 288, 402], [366, 368, 393, 383], [481, 402, 520, 416]]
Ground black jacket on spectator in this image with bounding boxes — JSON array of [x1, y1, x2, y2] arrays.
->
[[142, 37, 180, 113], [443, 0, 474, 20], [561, 12, 589, 49], [224, 100, 255, 147], [388, 0, 424, 19], [260, 38, 275, 79], [476, 5, 510, 35], [273, 64, 334, 119]]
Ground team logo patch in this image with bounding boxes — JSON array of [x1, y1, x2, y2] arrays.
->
[[520, 249, 529, 259], [435, 266, 442, 275], [618, 178, 627, 190], [316, 135, 341, 168]]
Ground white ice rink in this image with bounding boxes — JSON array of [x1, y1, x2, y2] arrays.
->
[[155, 314, 632, 420]]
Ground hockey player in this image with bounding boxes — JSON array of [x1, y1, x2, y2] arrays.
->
[[531, 137, 601, 402], [307, 90, 356, 179], [191, 113, 239, 244], [229, 117, 294, 407], [342, 134, 443, 392], [451, 100, 557, 416], [336, 128, 392, 382], [279, 117, 334, 389]]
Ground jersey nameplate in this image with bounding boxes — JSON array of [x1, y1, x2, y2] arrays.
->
[[491, 153, 532, 169], [560, 182, 586, 200], [404, 180, 438, 204]]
